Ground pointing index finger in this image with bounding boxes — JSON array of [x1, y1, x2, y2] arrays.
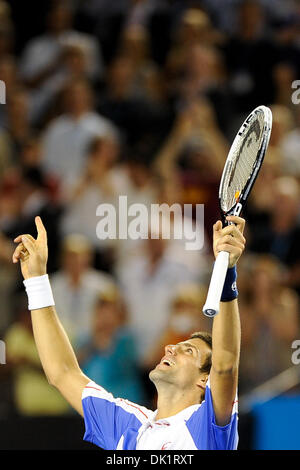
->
[[35, 216, 47, 241]]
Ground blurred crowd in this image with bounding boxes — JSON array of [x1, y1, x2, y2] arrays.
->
[[0, 0, 299, 417]]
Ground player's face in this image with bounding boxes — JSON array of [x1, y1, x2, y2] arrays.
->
[[149, 338, 210, 390]]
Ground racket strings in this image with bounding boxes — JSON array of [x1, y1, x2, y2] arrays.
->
[[223, 114, 265, 212]]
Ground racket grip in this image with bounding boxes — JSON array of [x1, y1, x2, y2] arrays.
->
[[202, 251, 229, 317]]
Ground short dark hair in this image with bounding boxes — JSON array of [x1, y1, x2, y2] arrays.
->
[[189, 331, 212, 374]]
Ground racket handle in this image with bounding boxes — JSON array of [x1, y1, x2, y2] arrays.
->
[[202, 251, 229, 317]]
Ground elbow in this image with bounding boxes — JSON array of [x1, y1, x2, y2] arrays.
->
[[211, 363, 238, 376], [45, 370, 62, 388], [44, 365, 74, 389], [212, 350, 239, 375]]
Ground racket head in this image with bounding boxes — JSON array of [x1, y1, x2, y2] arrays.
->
[[219, 105, 272, 225]]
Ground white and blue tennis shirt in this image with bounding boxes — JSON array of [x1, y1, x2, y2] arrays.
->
[[82, 379, 238, 450]]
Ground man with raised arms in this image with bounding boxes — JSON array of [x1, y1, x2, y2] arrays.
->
[[12, 214, 245, 450]]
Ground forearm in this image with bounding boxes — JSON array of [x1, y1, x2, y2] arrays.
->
[[30, 306, 83, 386], [211, 299, 241, 373]]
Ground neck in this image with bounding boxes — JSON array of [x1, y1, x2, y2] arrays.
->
[[70, 109, 89, 121], [155, 384, 200, 421], [68, 272, 82, 288]]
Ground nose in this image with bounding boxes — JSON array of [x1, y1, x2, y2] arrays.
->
[[165, 344, 176, 355]]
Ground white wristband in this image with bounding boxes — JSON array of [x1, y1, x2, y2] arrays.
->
[[23, 275, 55, 311]]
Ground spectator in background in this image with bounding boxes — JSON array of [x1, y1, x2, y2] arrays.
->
[[244, 105, 295, 219], [272, 61, 297, 109], [154, 99, 228, 238], [5, 296, 69, 415], [153, 176, 209, 279], [0, 233, 19, 333], [238, 254, 299, 393], [272, 13, 300, 89], [28, 40, 99, 128], [0, 87, 32, 170], [114, 161, 209, 280], [165, 8, 226, 114], [0, 1, 14, 57], [41, 78, 118, 185], [117, 228, 196, 366], [18, 135, 43, 170], [113, 152, 159, 272], [154, 98, 228, 180], [0, 55, 20, 127], [1, 166, 62, 274], [117, 25, 164, 103], [166, 7, 220, 76], [180, 43, 226, 96], [20, 1, 103, 88], [78, 287, 146, 404], [248, 176, 300, 294], [201, 0, 299, 35], [244, 105, 295, 220], [144, 282, 211, 372], [280, 106, 300, 177], [50, 233, 115, 349], [61, 134, 160, 273], [269, 104, 294, 163], [222, 0, 278, 121], [98, 55, 170, 147], [60, 134, 122, 271], [78, 0, 170, 65], [245, 147, 281, 218]]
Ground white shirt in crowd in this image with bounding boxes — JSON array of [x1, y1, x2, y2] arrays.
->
[[50, 268, 114, 347], [117, 254, 197, 364], [42, 111, 117, 183]]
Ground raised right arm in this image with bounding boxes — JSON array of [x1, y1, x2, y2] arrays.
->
[[12, 216, 90, 416]]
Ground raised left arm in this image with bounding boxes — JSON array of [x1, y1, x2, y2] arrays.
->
[[209, 216, 245, 426]]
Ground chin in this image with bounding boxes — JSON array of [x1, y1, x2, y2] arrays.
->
[[149, 366, 162, 384], [148, 368, 156, 382]]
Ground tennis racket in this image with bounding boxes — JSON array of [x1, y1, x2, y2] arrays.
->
[[202, 105, 272, 317]]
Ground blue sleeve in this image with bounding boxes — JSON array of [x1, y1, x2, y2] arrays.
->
[[186, 379, 239, 450], [81, 382, 147, 450]]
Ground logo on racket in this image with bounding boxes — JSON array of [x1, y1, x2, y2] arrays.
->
[[204, 309, 217, 318]]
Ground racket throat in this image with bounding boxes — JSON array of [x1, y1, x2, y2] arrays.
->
[[222, 202, 243, 226], [232, 202, 242, 217]]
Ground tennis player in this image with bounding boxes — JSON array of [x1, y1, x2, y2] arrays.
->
[[12, 214, 245, 450]]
